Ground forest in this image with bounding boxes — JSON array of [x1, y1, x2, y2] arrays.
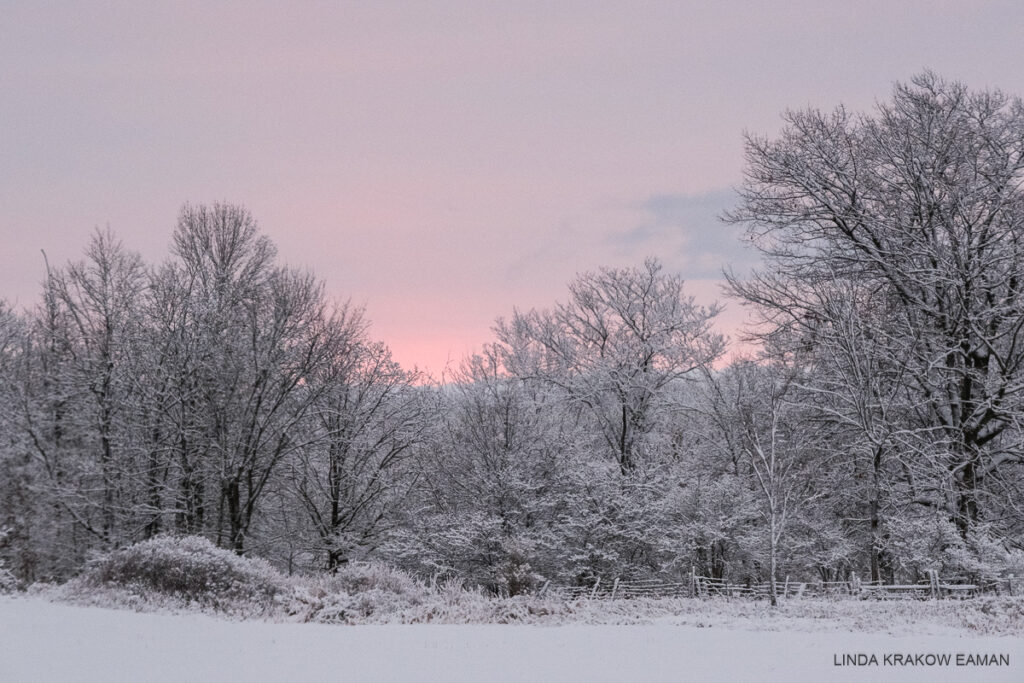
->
[[1, 73, 1022, 601]]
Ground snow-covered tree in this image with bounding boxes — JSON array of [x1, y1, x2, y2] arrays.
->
[[287, 307, 428, 570], [20, 231, 149, 559], [728, 72, 1024, 548], [385, 347, 576, 593], [496, 259, 723, 473], [702, 359, 830, 604], [168, 204, 348, 553]]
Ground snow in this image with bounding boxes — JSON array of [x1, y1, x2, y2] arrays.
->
[[1, 596, 1021, 682]]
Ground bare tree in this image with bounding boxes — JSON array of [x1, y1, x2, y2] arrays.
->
[[21, 231, 148, 552], [170, 204, 346, 552], [0, 302, 39, 581], [497, 259, 723, 473], [385, 346, 582, 593], [727, 72, 1024, 540], [288, 307, 428, 570], [705, 359, 827, 606]]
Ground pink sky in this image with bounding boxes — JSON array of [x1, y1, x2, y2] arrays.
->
[[3, 2, 1024, 376]]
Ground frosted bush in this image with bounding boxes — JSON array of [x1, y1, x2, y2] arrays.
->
[[287, 561, 428, 623], [884, 515, 1021, 584], [0, 565, 17, 593], [62, 535, 289, 615], [38, 536, 1024, 635], [0, 526, 17, 593], [317, 560, 426, 598], [941, 527, 1024, 584]]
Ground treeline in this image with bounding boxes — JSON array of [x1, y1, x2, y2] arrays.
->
[[1, 73, 1023, 598]]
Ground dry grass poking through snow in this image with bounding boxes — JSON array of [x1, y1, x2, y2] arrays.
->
[[304, 588, 1024, 636], [40, 535, 1024, 636]]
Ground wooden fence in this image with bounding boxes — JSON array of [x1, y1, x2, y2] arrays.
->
[[540, 568, 1014, 601]]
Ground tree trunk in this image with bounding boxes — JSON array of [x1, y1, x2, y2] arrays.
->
[[954, 455, 980, 539], [869, 445, 883, 583], [769, 512, 778, 607], [223, 480, 246, 553]]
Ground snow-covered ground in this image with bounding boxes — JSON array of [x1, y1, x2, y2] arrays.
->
[[1, 596, 1021, 682]]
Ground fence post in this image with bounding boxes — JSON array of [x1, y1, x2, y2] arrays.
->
[[689, 566, 696, 598], [1007, 574, 1015, 597], [850, 572, 861, 595], [539, 580, 550, 598], [783, 575, 790, 598], [928, 569, 939, 600], [611, 578, 620, 600], [590, 577, 602, 599]]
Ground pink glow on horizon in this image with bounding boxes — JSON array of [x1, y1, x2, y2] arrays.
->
[[375, 277, 752, 379], [3, 3, 1024, 376]]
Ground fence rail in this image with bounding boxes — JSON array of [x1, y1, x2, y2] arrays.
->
[[541, 568, 1013, 601]]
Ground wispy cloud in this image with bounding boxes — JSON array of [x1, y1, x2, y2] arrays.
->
[[607, 189, 760, 279]]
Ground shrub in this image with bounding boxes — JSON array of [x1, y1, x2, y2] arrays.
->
[[64, 535, 289, 614], [292, 561, 428, 623], [0, 526, 18, 593], [318, 560, 426, 598], [0, 566, 16, 593]]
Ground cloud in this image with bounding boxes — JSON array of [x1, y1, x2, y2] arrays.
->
[[607, 188, 761, 279]]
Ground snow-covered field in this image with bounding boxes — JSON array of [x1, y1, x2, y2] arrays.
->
[[1, 596, 1021, 682]]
